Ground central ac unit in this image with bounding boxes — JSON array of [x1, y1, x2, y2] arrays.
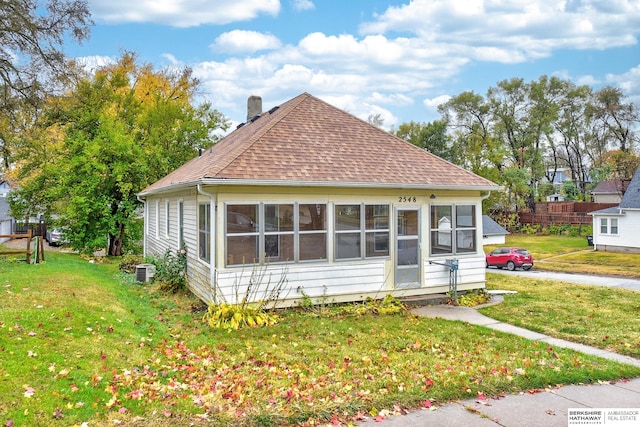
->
[[135, 264, 156, 283]]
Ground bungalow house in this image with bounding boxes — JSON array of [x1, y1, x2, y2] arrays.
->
[[589, 166, 640, 253], [482, 215, 509, 245], [138, 93, 501, 307]]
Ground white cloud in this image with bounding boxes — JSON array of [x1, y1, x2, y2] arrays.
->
[[89, 0, 281, 27], [146, 0, 640, 127], [161, 53, 182, 65], [291, 0, 314, 12], [212, 30, 282, 54], [359, 0, 640, 62], [605, 64, 640, 104], [423, 95, 451, 110], [74, 55, 115, 73]]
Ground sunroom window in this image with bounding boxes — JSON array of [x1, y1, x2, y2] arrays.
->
[[298, 204, 327, 261], [226, 204, 259, 265], [226, 203, 327, 266], [198, 203, 211, 261], [335, 204, 390, 260], [264, 204, 294, 262], [430, 204, 476, 255]]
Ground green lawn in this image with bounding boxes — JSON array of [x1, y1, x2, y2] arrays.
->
[[483, 273, 640, 358], [485, 234, 640, 278], [2, 251, 640, 426]]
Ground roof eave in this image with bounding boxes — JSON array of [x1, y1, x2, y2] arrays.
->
[[139, 178, 502, 197]]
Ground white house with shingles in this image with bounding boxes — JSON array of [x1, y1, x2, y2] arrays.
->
[[482, 215, 509, 245], [590, 166, 640, 253], [139, 93, 501, 307]]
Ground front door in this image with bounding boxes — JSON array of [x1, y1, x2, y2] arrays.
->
[[395, 208, 420, 288]]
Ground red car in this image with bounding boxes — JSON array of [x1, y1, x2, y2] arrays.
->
[[485, 247, 533, 271]]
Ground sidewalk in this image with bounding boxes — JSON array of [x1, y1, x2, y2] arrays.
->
[[358, 296, 640, 426]]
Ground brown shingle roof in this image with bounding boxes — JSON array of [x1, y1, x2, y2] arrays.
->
[[591, 179, 629, 194], [141, 93, 499, 194]]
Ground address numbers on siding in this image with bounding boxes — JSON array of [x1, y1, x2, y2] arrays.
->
[[398, 196, 417, 203]]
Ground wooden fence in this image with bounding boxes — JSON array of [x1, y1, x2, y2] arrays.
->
[[518, 202, 618, 228], [0, 230, 45, 264]]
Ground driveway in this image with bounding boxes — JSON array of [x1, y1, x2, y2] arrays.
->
[[487, 268, 640, 292]]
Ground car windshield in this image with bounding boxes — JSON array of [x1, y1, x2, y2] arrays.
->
[[515, 249, 530, 255]]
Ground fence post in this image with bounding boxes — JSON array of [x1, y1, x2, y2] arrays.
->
[[26, 229, 32, 264]]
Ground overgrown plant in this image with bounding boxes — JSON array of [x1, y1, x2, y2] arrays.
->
[[297, 289, 335, 315], [343, 294, 406, 316], [203, 263, 289, 330], [297, 293, 406, 317], [457, 289, 491, 307], [118, 254, 143, 274], [151, 248, 187, 293]]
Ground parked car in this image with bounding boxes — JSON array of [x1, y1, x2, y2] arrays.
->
[[485, 247, 533, 271], [45, 228, 66, 246]]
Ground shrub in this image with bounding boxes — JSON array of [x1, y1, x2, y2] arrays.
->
[[151, 248, 187, 293], [202, 263, 289, 330], [203, 303, 279, 330], [118, 254, 143, 274], [457, 289, 491, 307]]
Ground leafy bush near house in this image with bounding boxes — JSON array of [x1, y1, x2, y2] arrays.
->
[[203, 303, 279, 329], [118, 254, 143, 274], [457, 289, 491, 307], [151, 248, 187, 293]]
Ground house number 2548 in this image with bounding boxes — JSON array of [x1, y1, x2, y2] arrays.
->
[[398, 196, 417, 202]]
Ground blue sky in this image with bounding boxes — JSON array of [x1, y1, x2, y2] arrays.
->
[[67, 0, 640, 130]]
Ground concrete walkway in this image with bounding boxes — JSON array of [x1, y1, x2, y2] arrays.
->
[[358, 296, 640, 426]]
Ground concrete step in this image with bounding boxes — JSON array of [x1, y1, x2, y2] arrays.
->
[[399, 293, 451, 307]]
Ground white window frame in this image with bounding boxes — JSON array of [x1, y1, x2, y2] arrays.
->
[[225, 202, 328, 267], [165, 200, 171, 238], [334, 203, 390, 261], [198, 203, 211, 262], [600, 217, 619, 235], [154, 200, 160, 239], [430, 204, 477, 256], [177, 199, 184, 249]]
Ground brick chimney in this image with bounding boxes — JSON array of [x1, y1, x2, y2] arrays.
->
[[247, 95, 262, 121]]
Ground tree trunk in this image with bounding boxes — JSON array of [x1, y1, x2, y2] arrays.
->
[[108, 223, 125, 256]]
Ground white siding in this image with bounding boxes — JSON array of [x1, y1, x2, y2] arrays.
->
[[483, 235, 506, 245], [144, 185, 489, 306], [592, 211, 640, 252], [424, 256, 486, 288], [199, 261, 387, 306]]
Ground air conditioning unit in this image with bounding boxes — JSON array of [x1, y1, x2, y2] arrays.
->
[[135, 264, 156, 283]]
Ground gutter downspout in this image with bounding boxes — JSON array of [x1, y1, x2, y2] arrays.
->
[[480, 191, 492, 261], [136, 195, 147, 257], [197, 184, 217, 301]]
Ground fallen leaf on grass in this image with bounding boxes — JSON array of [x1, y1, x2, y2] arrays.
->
[[52, 408, 63, 419], [23, 385, 35, 398], [55, 368, 70, 379]]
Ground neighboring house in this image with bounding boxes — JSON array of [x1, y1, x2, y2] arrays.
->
[[545, 168, 572, 189], [139, 93, 501, 307], [589, 167, 640, 253], [590, 179, 629, 204], [482, 215, 509, 245], [0, 180, 13, 243]]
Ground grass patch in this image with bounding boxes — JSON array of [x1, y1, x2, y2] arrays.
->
[[485, 234, 640, 278], [1, 251, 640, 426], [482, 272, 640, 358]]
